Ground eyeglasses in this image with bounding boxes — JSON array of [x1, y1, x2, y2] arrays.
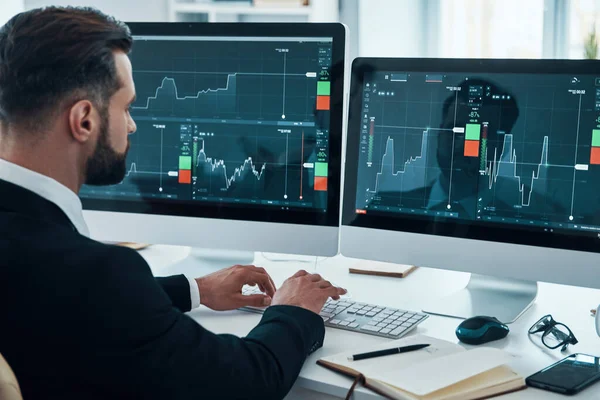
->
[[528, 315, 578, 351]]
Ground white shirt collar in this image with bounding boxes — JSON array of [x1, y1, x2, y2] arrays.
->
[[0, 158, 90, 237]]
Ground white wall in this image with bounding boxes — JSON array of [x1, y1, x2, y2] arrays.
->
[[24, 0, 168, 22], [1, 0, 24, 25], [340, 0, 359, 61], [358, 0, 424, 57]]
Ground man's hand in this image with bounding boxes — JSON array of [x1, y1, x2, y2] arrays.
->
[[195, 265, 276, 311], [271, 270, 347, 315]]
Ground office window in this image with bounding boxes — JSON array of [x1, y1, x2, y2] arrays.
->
[[568, 0, 600, 58], [1, 0, 23, 26], [439, 0, 545, 58], [357, 0, 425, 57]]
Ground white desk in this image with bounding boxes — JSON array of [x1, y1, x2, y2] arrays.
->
[[141, 245, 600, 399]]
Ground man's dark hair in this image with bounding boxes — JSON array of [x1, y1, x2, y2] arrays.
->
[[0, 7, 132, 130]]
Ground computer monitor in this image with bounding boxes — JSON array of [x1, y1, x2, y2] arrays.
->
[[341, 58, 600, 322], [81, 23, 346, 263]]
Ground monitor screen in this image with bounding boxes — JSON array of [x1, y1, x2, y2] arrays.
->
[[81, 23, 344, 227], [343, 59, 600, 253]]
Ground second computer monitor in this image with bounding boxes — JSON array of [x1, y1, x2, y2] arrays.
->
[[341, 58, 600, 291], [81, 23, 346, 256]]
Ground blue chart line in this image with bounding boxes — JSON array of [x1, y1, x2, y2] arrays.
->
[[485, 134, 549, 207], [369, 130, 430, 195], [132, 75, 237, 111], [196, 139, 266, 190]]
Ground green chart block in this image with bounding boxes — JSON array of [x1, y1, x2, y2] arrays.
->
[[315, 162, 328, 177], [179, 156, 192, 170], [317, 81, 331, 96], [465, 124, 481, 141], [593, 129, 600, 147]]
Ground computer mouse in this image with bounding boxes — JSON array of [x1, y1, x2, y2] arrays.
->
[[455, 316, 509, 345]]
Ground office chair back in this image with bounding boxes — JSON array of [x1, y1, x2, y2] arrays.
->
[[0, 354, 22, 400]]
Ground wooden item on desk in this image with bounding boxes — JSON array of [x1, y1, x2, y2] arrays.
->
[[349, 260, 418, 278], [114, 242, 151, 251], [317, 335, 526, 400]]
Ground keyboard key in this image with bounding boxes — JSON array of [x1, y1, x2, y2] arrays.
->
[[238, 299, 425, 339], [390, 327, 407, 336], [361, 325, 382, 332]]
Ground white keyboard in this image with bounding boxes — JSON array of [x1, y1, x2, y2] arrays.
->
[[240, 286, 428, 339]]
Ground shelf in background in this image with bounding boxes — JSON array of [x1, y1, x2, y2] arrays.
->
[[168, 0, 338, 23]]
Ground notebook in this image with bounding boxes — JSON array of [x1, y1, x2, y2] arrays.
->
[[317, 335, 526, 400]]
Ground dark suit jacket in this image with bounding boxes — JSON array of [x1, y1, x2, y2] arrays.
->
[[0, 178, 325, 400]]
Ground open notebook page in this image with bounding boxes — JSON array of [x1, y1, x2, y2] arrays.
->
[[370, 347, 514, 396], [320, 335, 463, 379]]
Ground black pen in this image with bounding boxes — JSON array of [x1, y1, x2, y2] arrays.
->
[[347, 344, 430, 361]]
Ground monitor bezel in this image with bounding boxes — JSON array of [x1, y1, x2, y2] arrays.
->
[[81, 22, 345, 228], [342, 57, 600, 254]]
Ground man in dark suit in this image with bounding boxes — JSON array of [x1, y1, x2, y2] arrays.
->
[[0, 7, 345, 400]]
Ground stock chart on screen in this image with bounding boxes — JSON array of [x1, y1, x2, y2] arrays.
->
[[354, 71, 600, 233], [80, 35, 334, 212]]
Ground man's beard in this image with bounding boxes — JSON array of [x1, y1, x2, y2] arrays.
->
[[85, 107, 130, 186]]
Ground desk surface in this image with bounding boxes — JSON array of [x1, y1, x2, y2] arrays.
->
[[141, 245, 600, 400]]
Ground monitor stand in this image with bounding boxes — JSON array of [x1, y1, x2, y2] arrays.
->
[[422, 274, 538, 324], [156, 247, 256, 277]]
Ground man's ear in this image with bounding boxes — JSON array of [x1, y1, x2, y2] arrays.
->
[[68, 100, 98, 144]]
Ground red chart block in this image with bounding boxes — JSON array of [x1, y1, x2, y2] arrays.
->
[[464, 140, 480, 157], [591, 147, 600, 165], [179, 169, 192, 184], [314, 177, 328, 191], [316, 96, 330, 111]]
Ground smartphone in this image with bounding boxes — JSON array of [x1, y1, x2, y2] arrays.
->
[[526, 353, 600, 395]]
